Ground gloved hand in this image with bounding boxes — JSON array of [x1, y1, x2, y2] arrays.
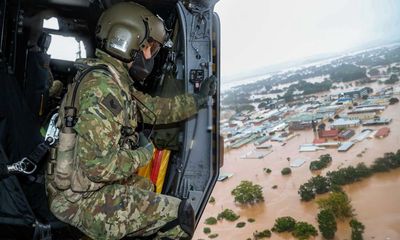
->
[[138, 132, 154, 154], [194, 75, 217, 109]]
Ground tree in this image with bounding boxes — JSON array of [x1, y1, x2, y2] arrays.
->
[[317, 192, 354, 219], [354, 162, 372, 179], [281, 167, 292, 175], [209, 196, 215, 204], [310, 175, 330, 194], [327, 167, 359, 186], [389, 97, 399, 105], [350, 219, 365, 240], [309, 154, 332, 171], [263, 168, 272, 174], [330, 64, 366, 82], [292, 222, 318, 240], [236, 222, 246, 228], [368, 68, 380, 76], [385, 74, 399, 84], [231, 180, 264, 204], [203, 227, 211, 234], [370, 157, 392, 173], [317, 210, 337, 239], [217, 209, 240, 221], [271, 216, 296, 232], [237, 104, 256, 113], [253, 229, 271, 239], [298, 183, 315, 201], [208, 233, 219, 239], [205, 217, 217, 225]]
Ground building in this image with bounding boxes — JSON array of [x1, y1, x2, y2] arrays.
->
[[318, 129, 339, 139], [317, 105, 342, 115], [338, 142, 355, 152], [335, 98, 353, 105], [337, 87, 370, 99], [353, 129, 373, 142], [375, 127, 390, 138], [362, 118, 392, 126], [348, 105, 386, 114], [330, 119, 360, 129], [338, 129, 355, 140], [344, 112, 376, 121]]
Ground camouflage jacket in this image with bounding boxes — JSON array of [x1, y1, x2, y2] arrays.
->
[[73, 49, 197, 184]]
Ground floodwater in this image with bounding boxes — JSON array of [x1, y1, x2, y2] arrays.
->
[[194, 95, 400, 239]]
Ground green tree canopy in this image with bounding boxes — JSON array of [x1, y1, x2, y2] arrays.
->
[[271, 216, 296, 232], [231, 180, 264, 204], [309, 154, 332, 171], [292, 222, 318, 240], [205, 217, 217, 225], [317, 192, 354, 220], [317, 210, 337, 239], [298, 182, 315, 201], [330, 64, 366, 82], [310, 175, 331, 194], [389, 97, 399, 105], [350, 219, 365, 240], [253, 229, 271, 239], [281, 167, 292, 175], [217, 209, 240, 221]]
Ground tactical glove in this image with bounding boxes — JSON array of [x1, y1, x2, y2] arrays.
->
[[194, 75, 217, 110], [138, 132, 154, 154]]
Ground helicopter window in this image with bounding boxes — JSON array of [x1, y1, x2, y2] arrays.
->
[[47, 34, 86, 61], [43, 17, 59, 30]]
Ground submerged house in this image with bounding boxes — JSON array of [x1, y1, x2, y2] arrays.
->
[[375, 127, 390, 138], [330, 119, 360, 129], [337, 87, 370, 99], [318, 129, 339, 139], [338, 129, 355, 140], [338, 142, 355, 152]]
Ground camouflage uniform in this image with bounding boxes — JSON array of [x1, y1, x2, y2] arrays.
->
[[47, 49, 198, 240]]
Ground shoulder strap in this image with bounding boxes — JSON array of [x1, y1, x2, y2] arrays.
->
[[6, 65, 112, 176], [64, 64, 110, 128]]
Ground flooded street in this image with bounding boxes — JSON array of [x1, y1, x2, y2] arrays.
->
[[194, 96, 400, 239]]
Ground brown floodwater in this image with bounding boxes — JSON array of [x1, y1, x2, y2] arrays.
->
[[194, 91, 400, 239]]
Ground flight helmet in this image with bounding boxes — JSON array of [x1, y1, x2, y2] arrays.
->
[[96, 2, 167, 62]]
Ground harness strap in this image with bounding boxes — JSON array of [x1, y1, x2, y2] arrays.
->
[[7, 65, 111, 177]]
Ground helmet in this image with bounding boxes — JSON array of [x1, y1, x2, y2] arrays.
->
[[96, 2, 167, 62]]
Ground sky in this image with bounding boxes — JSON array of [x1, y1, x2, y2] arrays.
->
[[214, 0, 400, 82]]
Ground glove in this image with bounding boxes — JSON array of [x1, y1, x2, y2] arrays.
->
[[194, 75, 217, 109], [138, 132, 154, 154]]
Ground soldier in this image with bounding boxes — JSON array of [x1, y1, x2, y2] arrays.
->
[[46, 2, 215, 240]]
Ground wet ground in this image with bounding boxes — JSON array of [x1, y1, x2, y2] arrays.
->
[[194, 90, 400, 239]]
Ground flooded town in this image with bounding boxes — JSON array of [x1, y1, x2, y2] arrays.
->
[[194, 45, 400, 240]]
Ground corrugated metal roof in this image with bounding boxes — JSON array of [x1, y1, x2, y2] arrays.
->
[[338, 142, 354, 152]]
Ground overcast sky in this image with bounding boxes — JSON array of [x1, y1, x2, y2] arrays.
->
[[215, 0, 400, 82]]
